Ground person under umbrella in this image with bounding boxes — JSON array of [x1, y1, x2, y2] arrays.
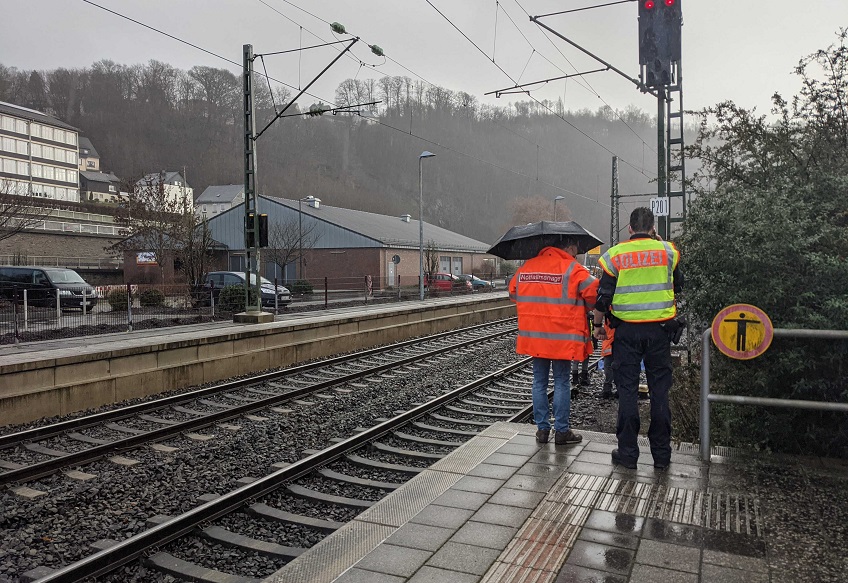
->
[[506, 234, 599, 445]]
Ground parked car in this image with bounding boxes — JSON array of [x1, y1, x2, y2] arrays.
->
[[424, 272, 472, 292], [204, 271, 292, 307], [458, 274, 496, 291], [0, 266, 99, 310]]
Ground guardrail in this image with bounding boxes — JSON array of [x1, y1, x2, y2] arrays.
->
[[699, 328, 848, 460]]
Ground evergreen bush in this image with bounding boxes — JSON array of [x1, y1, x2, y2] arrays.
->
[[290, 279, 313, 295], [139, 288, 166, 307], [107, 289, 129, 311], [218, 285, 257, 312]]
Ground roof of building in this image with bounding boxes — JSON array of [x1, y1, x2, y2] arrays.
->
[[196, 184, 244, 204], [78, 137, 100, 159], [136, 171, 189, 188], [271, 196, 489, 252], [80, 171, 120, 183], [0, 101, 78, 131]]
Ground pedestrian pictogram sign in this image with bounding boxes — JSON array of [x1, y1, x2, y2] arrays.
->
[[711, 304, 773, 360]]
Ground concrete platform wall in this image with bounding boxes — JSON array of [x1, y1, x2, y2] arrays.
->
[[0, 298, 514, 426]]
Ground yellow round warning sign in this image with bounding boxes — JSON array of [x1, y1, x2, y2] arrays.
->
[[711, 304, 773, 360]]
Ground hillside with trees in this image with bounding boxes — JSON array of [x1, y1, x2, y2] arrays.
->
[[0, 60, 661, 243]]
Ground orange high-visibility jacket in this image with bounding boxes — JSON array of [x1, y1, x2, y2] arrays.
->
[[601, 322, 615, 357], [509, 246, 599, 361]]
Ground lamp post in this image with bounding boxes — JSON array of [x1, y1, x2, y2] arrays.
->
[[418, 151, 436, 301], [553, 195, 565, 221], [298, 195, 315, 281]]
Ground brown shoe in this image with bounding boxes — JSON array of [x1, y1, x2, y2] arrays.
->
[[554, 429, 582, 445]]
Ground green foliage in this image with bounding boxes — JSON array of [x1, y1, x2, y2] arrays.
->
[[139, 288, 165, 307], [107, 289, 128, 311], [218, 285, 257, 312], [680, 30, 848, 457], [290, 279, 313, 295]]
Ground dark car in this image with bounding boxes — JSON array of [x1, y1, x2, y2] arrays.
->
[[424, 272, 472, 292], [204, 271, 292, 307], [0, 266, 99, 310], [459, 274, 496, 291]]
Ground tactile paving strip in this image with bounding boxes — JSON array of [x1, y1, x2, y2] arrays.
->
[[429, 435, 510, 474], [263, 520, 394, 583], [355, 469, 463, 528]]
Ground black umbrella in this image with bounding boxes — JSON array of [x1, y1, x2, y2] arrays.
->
[[487, 221, 604, 260]]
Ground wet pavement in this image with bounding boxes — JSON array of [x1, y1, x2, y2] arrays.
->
[[264, 422, 848, 583]]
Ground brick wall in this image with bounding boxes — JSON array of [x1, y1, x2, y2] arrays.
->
[[0, 231, 118, 261]]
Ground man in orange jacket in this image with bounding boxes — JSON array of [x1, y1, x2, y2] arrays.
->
[[509, 237, 599, 445], [600, 321, 618, 399]]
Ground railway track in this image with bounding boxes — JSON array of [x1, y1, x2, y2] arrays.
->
[[27, 350, 601, 583], [0, 318, 517, 486]]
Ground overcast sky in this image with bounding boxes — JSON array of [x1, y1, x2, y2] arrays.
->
[[2, 0, 844, 118]]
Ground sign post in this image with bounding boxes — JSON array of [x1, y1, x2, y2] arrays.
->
[[650, 197, 669, 217]]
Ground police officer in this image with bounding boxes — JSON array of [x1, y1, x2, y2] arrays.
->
[[510, 236, 598, 445], [593, 208, 682, 469]]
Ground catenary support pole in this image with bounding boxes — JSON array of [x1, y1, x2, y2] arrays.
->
[[700, 329, 711, 460]]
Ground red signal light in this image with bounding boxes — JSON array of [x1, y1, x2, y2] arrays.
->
[[644, 0, 655, 8], [664, 0, 675, 5]]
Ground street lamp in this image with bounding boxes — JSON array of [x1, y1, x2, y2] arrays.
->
[[553, 195, 565, 221], [418, 151, 436, 301], [298, 195, 317, 280]]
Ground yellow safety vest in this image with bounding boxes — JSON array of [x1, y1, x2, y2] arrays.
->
[[598, 237, 679, 322]]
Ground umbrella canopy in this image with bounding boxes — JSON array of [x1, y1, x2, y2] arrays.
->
[[487, 221, 604, 260]]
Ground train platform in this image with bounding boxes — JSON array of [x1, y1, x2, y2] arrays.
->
[[264, 422, 848, 583], [0, 293, 512, 425]]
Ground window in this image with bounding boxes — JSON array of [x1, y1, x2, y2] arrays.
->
[[43, 166, 54, 180], [108, 184, 116, 193], [68, 188, 79, 202], [67, 170, 76, 183], [17, 160, 28, 175], [202, 204, 207, 212], [42, 126, 53, 141], [15, 119, 26, 134], [44, 185, 55, 198], [54, 149, 66, 163], [1, 137, 13, 153], [31, 143, 42, 158], [15, 139, 27, 155], [3, 158, 15, 173], [31, 163, 42, 178], [66, 133, 76, 146], [55, 168, 66, 182], [30, 123, 40, 138], [1, 116, 13, 132], [67, 151, 77, 165], [87, 160, 95, 168], [42, 146, 53, 160], [54, 130, 65, 143]]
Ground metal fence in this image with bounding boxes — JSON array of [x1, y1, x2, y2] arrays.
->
[[0, 275, 500, 344], [699, 328, 848, 460]]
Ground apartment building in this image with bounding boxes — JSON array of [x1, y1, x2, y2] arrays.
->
[[0, 101, 80, 203]]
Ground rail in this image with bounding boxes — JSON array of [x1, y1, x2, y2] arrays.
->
[[699, 328, 848, 460]]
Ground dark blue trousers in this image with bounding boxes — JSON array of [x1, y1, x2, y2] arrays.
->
[[612, 321, 673, 465]]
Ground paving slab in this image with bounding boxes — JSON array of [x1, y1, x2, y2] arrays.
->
[[261, 422, 848, 583]]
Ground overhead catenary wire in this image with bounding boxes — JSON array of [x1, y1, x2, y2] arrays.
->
[[79, 0, 338, 107], [509, 0, 658, 156], [425, 0, 655, 179]]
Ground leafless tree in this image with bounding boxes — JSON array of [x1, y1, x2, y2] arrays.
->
[[0, 179, 51, 244], [112, 176, 188, 283], [264, 217, 320, 280], [174, 214, 215, 287], [425, 239, 439, 276]]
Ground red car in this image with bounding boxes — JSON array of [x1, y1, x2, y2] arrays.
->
[[424, 272, 472, 292]]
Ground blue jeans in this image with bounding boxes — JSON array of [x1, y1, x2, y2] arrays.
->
[[532, 358, 572, 432]]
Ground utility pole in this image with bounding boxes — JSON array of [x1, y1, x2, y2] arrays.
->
[[610, 156, 619, 246], [239, 43, 266, 323]]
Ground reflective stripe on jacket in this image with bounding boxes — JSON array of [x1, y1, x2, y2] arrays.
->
[[598, 238, 679, 322], [509, 246, 599, 360], [601, 322, 615, 357]]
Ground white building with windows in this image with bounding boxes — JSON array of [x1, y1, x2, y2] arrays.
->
[[194, 184, 245, 222], [135, 171, 193, 212], [0, 101, 80, 203]]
